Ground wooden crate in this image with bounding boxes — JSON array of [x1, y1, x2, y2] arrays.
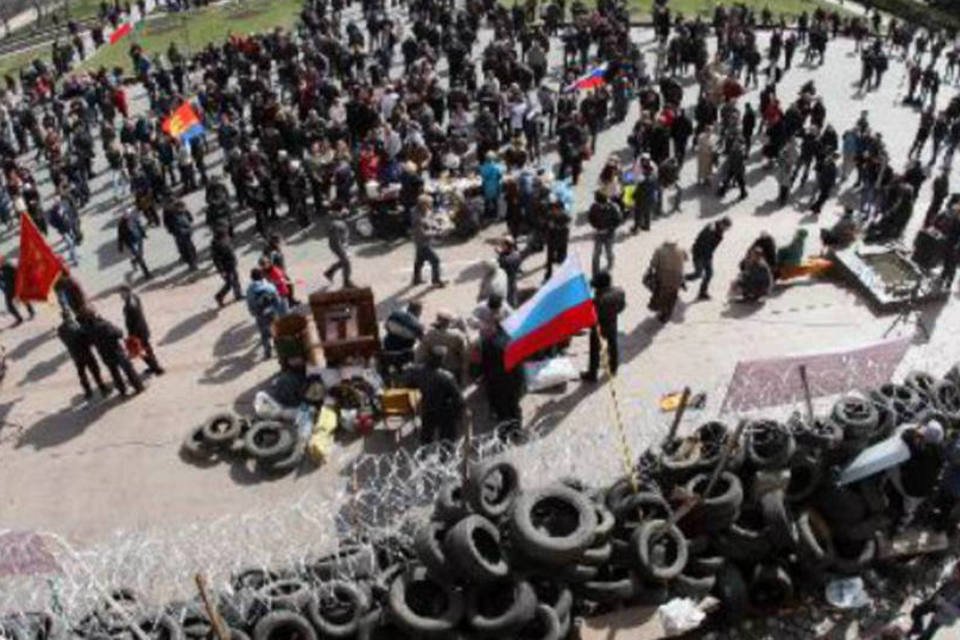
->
[[308, 287, 381, 366]]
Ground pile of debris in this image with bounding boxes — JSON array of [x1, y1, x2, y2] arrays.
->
[[4, 366, 960, 639]]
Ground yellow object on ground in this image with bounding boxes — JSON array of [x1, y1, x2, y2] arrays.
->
[[778, 257, 833, 281], [307, 406, 338, 463]]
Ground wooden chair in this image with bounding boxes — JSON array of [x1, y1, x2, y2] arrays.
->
[[379, 388, 420, 444]]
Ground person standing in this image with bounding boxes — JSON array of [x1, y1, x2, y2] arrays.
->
[[120, 286, 164, 376], [938, 204, 960, 291], [908, 563, 960, 640], [686, 217, 732, 300], [403, 346, 465, 445], [478, 152, 504, 223], [543, 201, 570, 281], [588, 190, 621, 275], [211, 231, 243, 307], [58, 309, 110, 399], [245, 268, 283, 360], [161, 198, 198, 271], [0, 255, 34, 326], [925, 167, 950, 228], [47, 196, 79, 267], [411, 194, 446, 287], [696, 125, 715, 186], [416, 312, 470, 385], [117, 208, 151, 280], [716, 137, 748, 201], [480, 325, 524, 432], [79, 308, 144, 397], [581, 271, 626, 383], [810, 152, 839, 214], [646, 239, 687, 322], [323, 208, 354, 288]]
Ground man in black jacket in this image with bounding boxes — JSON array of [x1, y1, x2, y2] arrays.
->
[[58, 309, 110, 399], [161, 197, 198, 271], [686, 217, 732, 300], [121, 286, 164, 376], [79, 308, 144, 397], [211, 231, 244, 307], [582, 271, 626, 383], [403, 346, 465, 445], [810, 152, 839, 214], [588, 190, 621, 275], [0, 255, 34, 326]]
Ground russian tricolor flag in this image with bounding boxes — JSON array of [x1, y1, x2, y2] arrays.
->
[[566, 63, 608, 92], [502, 255, 597, 370]]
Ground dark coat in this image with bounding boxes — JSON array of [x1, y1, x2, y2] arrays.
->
[[595, 285, 626, 339], [82, 315, 126, 363], [123, 294, 151, 341], [58, 319, 96, 363]]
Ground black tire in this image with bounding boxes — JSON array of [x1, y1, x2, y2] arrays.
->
[[443, 515, 509, 584], [464, 460, 521, 520], [578, 566, 639, 603], [714, 509, 771, 562], [832, 537, 877, 575], [749, 564, 793, 609], [760, 490, 797, 550], [388, 566, 464, 637], [257, 579, 312, 612], [837, 514, 891, 542], [796, 510, 835, 567], [685, 472, 744, 521], [181, 425, 214, 461], [592, 504, 615, 543], [634, 519, 689, 581], [611, 491, 672, 523], [786, 450, 823, 504], [871, 384, 928, 426], [231, 568, 278, 592], [933, 380, 960, 426], [258, 441, 305, 475], [832, 395, 879, 440], [746, 419, 795, 469], [306, 581, 369, 638], [813, 485, 868, 525], [243, 421, 294, 464], [434, 483, 471, 525], [687, 555, 725, 577], [527, 578, 572, 622], [252, 611, 316, 640], [674, 573, 716, 600], [796, 417, 844, 449], [97, 587, 141, 631], [580, 540, 612, 566], [713, 565, 748, 623], [414, 521, 453, 582], [510, 484, 598, 564], [201, 413, 242, 449], [946, 363, 960, 388], [309, 545, 377, 582], [466, 579, 537, 635], [515, 604, 561, 640], [905, 370, 938, 399], [555, 562, 599, 584], [135, 614, 184, 640], [659, 439, 703, 484]]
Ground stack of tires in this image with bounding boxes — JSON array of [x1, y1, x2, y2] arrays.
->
[[181, 413, 305, 476]]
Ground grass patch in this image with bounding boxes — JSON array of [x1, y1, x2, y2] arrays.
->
[[80, 0, 301, 73], [0, 47, 47, 78], [634, 0, 853, 20]]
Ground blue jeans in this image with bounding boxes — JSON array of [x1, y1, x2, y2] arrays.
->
[[687, 255, 713, 296], [255, 315, 273, 357]]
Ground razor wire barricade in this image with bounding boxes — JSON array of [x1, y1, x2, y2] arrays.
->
[[1, 339, 959, 631]]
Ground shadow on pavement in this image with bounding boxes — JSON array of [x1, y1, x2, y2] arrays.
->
[[6, 328, 54, 361], [17, 350, 70, 387], [160, 307, 219, 346], [16, 395, 125, 450]]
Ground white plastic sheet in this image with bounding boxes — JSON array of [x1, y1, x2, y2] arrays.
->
[[523, 356, 578, 392], [658, 598, 706, 636]]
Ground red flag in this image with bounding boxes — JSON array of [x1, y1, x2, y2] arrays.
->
[[14, 213, 63, 302], [109, 21, 133, 45]]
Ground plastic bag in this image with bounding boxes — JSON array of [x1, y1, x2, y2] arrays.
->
[[825, 577, 873, 609], [658, 598, 706, 636], [523, 356, 578, 392], [253, 390, 299, 421]]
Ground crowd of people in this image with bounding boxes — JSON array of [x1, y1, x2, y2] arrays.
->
[[0, 0, 956, 439]]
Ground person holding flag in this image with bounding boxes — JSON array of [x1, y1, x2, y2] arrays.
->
[[580, 271, 626, 383]]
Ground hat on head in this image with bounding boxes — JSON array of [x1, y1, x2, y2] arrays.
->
[[591, 271, 612, 289]]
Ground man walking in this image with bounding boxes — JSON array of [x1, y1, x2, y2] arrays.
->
[[810, 152, 839, 214], [588, 190, 621, 275], [246, 267, 283, 360], [117, 208, 151, 280], [121, 286, 164, 376], [79, 308, 144, 397], [162, 198, 198, 271], [0, 255, 34, 326], [323, 208, 355, 288], [686, 217, 732, 300], [411, 195, 446, 287], [58, 309, 110, 399], [581, 271, 626, 383], [211, 231, 243, 307]]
